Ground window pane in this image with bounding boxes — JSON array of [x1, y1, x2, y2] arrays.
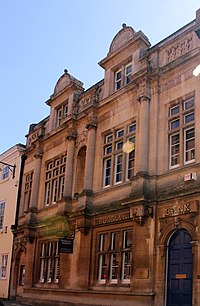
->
[[105, 134, 113, 144], [99, 234, 108, 251], [116, 129, 124, 138], [115, 141, 123, 150], [110, 253, 119, 283], [98, 254, 107, 283], [185, 128, 195, 163], [184, 112, 194, 124], [104, 145, 112, 155], [125, 64, 132, 85], [170, 105, 180, 116], [184, 98, 194, 110], [128, 124, 136, 133], [115, 70, 122, 91], [123, 231, 132, 248], [127, 150, 135, 180], [2, 166, 9, 180], [104, 158, 111, 187], [115, 154, 123, 183], [0, 202, 5, 230], [19, 265, 25, 286], [110, 232, 120, 250], [56, 108, 62, 127], [170, 133, 180, 168], [170, 119, 180, 129], [122, 252, 132, 283]]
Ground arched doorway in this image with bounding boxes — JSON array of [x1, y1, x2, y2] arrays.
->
[[166, 229, 193, 306]]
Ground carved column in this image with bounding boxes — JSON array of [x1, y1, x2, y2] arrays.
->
[[83, 117, 97, 192], [63, 129, 76, 199], [30, 150, 42, 208], [136, 94, 150, 174]]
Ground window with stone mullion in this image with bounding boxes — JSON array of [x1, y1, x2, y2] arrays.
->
[[44, 156, 66, 206]]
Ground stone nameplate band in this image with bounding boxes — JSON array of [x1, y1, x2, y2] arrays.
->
[[94, 213, 130, 226], [163, 201, 198, 217]]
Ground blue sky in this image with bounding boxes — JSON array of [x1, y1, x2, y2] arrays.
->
[[1, 0, 200, 154]]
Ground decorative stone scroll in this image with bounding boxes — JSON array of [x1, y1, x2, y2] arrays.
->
[[165, 35, 193, 64]]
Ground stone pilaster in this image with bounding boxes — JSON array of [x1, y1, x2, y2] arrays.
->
[[63, 128, 77, 199], [136, 91, 151, 175], [30, 150, 42, 208], [83, 116, 97, 192]]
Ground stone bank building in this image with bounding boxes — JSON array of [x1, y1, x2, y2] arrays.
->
[[10, 9, 200, 306]]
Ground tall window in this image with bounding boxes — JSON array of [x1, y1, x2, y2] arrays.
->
[[97, 230, 132, 285], [44, 155, 66, 206], [0, 254, 8, 279], [23, 172, 33, 210], [114, 63, 132, 91], [56, 102, 68, 127], [103, 123, 136, 188], [0, 201, 5, 230], [39, 241, 60, 283], [169, 97, 195, 169], [1, 165, 9, 180]]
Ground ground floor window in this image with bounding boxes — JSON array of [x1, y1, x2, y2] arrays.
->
[[39, 241, 60, 283], [19, 265, 25, 286], [97, 229, 132, 285], [0, 254, 8, 279]]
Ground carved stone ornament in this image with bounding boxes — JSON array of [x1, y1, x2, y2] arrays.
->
[[172, 217, 181, 229], [86, 115, 98, 129], [130, 204, 150, 226], [66, 127, 77, 140], [76, 130, 88, 148], [137, 78, 151, 102]]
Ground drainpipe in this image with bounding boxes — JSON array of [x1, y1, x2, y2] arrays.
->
[[8, 154, 26, 300]]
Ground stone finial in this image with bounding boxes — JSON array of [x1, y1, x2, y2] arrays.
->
[[196, 9, 200, 24], [122, 23, 127, 28], [64, 69, 68, 74]]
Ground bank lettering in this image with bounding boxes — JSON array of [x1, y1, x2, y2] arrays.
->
[[164, 203, 190, 217]]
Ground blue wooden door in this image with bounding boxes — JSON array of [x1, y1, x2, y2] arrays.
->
[[166, 229, 193, 306]]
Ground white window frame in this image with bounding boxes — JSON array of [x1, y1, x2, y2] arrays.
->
[[170, 118, 180, 130], [98, 234, 107, 284], [126, 149, 135, 181], [169, 105, 180, 117], [116, 129, 124, 138], [1, 165, 9, 180], [169, 133, 180, 169], [184, 112, 194, 125], [0, 254, 8, 279], [114, 69, 122, 91], [184, 98, 194, 110], [39, 241, 59, 284], [184, 127, 195, 165], [105, 133, 113, 144], [44, 156, 66, 206], [128, 123, 136, 133], [104, 145, 112, 155], [56, 108, 62, 127], [124, 63, 132, 85], [56, 102, 68, 127], [0, 201, 5, 230], [114, 154, 123, 185], [103, 158, 111, 188]]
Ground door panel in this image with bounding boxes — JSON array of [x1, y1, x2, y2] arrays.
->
[[166, 229, 192, 306]]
